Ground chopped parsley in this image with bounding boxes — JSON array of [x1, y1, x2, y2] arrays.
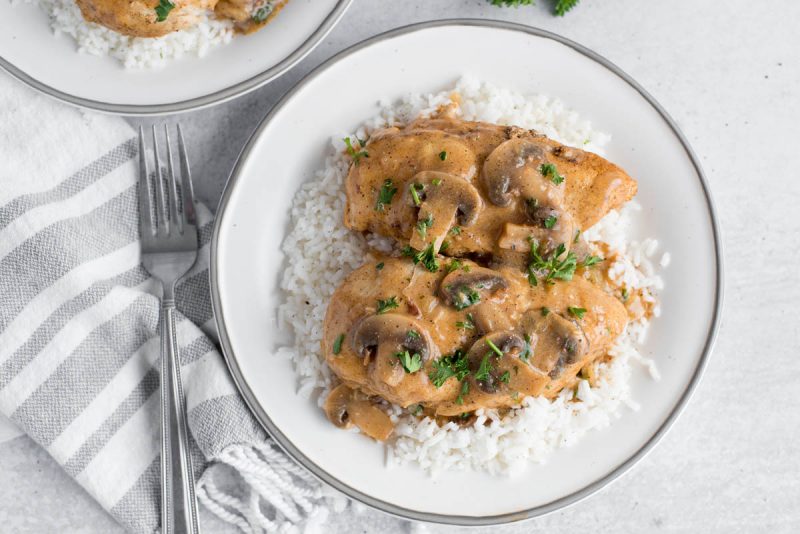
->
[[376, 296, 399, 314], [439, 150, 448, 161], [408, 244, 439, 272], [568, 306, 587, 320], [554, 0, 580, 16], [521, 333, 532, 361], [456, 313, 475, 330], [332, 334, 345, 355], [409, 183, 424, 206], [541, 306, 551, 317], [407, 330, 420, 340], [474, 353, 493, 382], [252, 6, 271, 22], [375, 179, 397, 211], [416, 213, 434, 238], [432, 178, 442, 186], [621, 288, 629, 302], [574, 229, 581, 244], [439, 240, 450, 252], [429, 350, 470, 387], [409, 404, 424, 416], [488, 0, 579, 17], [343, 137, 368, 165], [580, 255, 604, 268], [450, 226, 461, 235], [155, 0, 175, 22], [376, 262, 384, 270], [456, 380, 470, 404], [486, 339, 504, 357], [527, 239, 577, 286], [499, 371, 511, 384], [396, 350, 422, 373], [446, 259, 463, 273], [448, 285, 481, 310], [539, 162, 565, 185], [544, 215, 558, 229]]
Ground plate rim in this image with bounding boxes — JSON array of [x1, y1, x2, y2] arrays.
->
[[0, 0, 352, 116], [210, 18, 724, 526]]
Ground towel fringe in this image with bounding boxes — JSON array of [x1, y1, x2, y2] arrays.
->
[[197, 441, 343, 533]]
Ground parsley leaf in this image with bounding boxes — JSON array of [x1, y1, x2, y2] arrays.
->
[[541, 306, 551, 317], [155, 0, 175, 22], [527, 239, 577, 286], [474, 353, 494, 382], [539, 162, 565, 185], [568, 306, 587, 320], [376, 262, 384, 270], [409, 183, 423, 206], [416, 213, 434, 238], [580, 255, 604, 268], [439, 150, 448, 161], [447, 284, 481, 310], [343, 137, 368, 165], [375, 179, 397, 211], [446, 259, 463, 273], [544, 215, 558, 229], [554, 0, 580, 16], [332, 334, 345, 355], [450, 226, 461, 235], [499, 370, 511, 384], [396, 350, 422, 373], [486, 339, 504, 357], [429, 350, 470, 387], [376, 296, 399, 314], [456, 313, 475, 330], [252, 6, 271, 22], [406, 244, 439, 272]]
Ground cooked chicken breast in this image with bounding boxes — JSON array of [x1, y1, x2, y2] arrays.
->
[[322, 257, 628, 416], [75, 0, 217, 38], [344, 118, 637, 260]]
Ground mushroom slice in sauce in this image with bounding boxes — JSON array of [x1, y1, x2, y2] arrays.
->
[[406, 171, 483, 252], [323, 384, 394, 441], [438, 267, 508, 311], [481, 137, 563, 207], [351, 313, 434, 387], [465, 332, 526, 394], [522, 309, 589, 380]]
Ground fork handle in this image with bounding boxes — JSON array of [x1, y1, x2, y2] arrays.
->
[[160, 298, 201, 534]]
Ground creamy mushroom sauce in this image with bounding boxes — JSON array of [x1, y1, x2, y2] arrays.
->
[[322, 116, 638, 440]]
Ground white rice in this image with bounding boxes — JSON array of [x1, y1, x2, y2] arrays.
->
[[277, 77, 665, 476], [19, 0, 233, 69]]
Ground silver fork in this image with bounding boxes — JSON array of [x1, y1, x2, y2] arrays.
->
[[137, 125, 201, 534]]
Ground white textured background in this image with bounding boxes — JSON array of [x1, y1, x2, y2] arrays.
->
[[2, 0, 799, 532]]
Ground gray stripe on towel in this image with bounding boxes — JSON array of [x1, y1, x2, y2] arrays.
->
[[0, 138, 137, 230]]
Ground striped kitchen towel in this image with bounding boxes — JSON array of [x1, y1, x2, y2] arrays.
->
[[0, 73, 341, 533]]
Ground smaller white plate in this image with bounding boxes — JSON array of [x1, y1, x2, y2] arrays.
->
[[212, 20, 722, 525], [0, 0, 350, 115]]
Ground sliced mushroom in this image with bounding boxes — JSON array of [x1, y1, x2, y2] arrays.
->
[[497, 216, 575, 256], [351, 313, 435, 387], [481, 138, 563, 207], [347, 399, 395, 441], [323, 384, 394, 441], [465, 332, 526, 394], [324, 383, 355, 428], [439, 267, 508, 311], [406, 171, 483, 252], [522, 309, 589, 381]]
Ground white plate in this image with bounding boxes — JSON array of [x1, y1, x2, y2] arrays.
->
[[0, 0, 350, 115], [211, 20, 722, 525]]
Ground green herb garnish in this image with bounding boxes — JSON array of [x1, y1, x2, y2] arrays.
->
[[252, 6, 270, 22], [375, 179, 397, 211], [580, 255, 604, 268], [429, 350, 470, 387], [409, 183, 423, 206], [343, 137, 368, 165], [449, 285, 480, 310], [474, 353, 493, 382], [621, 288, 629, 302], [499, 371, 511, 384], [155, 0, 175, 22], [432, 178, 442, 186], [527, 239, 577, 286], [376, 296, 399, 314], [332, 334, 345, 355], [539, 162, 565, 185], [376, 262, 384, 270], [410, 244, 439, 272], [396, 350, 422, 373], [486, 339, 504, 357], [439, 151, 448, 161], [541, 307, 551, 317], [456, 313, 475, 330], [450, 226, 461, 235], [568, 306, 587, 320], [521, 333, 532, 361], [574, 229, 581, 244], [416, 213, 434, 238], [407, 330, 420, 340], [446, 259, 462, 273], [456, 380, 469, 404], [554, 0, 580, 16], [544, 215, 558, 229]]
